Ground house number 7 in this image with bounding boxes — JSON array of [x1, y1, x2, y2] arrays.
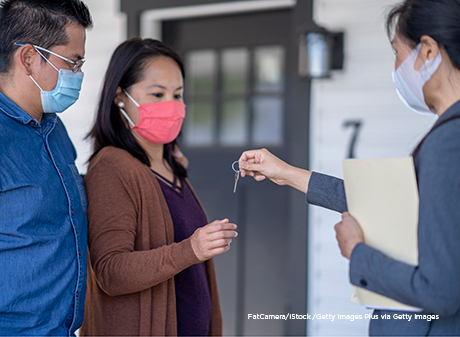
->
[[343, 120, 363, 159]]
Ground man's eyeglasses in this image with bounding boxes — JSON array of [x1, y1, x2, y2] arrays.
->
[[14, 42, 85, 73]]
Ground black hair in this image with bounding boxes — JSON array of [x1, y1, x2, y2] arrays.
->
[[386, 0, 460, 70], [0, 0, 92, 74], [88, 38, 187, 179]]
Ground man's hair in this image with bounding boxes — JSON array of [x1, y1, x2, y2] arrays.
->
[[0, 0, 93, 74]]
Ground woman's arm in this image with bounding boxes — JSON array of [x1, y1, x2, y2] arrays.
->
[[84, 156, 236, 297], [239, 148, 311, 193], [239, 148, 348, 213]]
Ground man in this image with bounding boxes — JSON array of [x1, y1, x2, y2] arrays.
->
[[0, 0, 92, 335]]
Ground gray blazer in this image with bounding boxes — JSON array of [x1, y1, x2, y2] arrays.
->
[[306, 100, 460, 336]]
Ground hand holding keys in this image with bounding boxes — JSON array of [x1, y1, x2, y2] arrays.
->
[[232, 161, 242, 193]]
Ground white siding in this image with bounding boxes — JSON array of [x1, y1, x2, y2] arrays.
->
[[60, 0, 126, 174], [308, 0, 436, 336]]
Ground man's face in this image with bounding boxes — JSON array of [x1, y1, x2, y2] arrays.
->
[[34, 23, 86, 92]]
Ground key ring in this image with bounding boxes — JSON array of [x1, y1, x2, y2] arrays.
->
[[232, 161, 241, 173]]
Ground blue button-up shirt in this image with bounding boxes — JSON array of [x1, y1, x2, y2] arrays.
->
[[0, 91, 87, 336]]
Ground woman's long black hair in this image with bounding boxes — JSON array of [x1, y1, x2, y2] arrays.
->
[[88, 38, 187, 178], [386, 0, 460, 71]]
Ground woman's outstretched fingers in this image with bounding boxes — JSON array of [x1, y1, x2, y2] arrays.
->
[[238, 148, 288, 185]]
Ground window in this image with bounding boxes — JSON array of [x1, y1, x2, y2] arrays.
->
[[184, 45, 285, 147]]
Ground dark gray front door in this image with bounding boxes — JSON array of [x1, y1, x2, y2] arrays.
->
[[163, 10, 301, 336]]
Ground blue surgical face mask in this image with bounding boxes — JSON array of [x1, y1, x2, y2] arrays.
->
[[29, 47, 84, 113]]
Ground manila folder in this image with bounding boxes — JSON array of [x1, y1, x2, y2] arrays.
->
[[343, 157, 421, 311]]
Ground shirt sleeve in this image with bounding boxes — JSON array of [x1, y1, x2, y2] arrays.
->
[[84, 154, 201, 297], [349, 125, 460, 316], [306, 171, 348, 213]]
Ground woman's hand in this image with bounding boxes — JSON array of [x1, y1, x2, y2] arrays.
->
[[239, 148, 290, 184], [238, 148, 311, 193], [190, 219, 238, 262], [334, 212, 364, 259]]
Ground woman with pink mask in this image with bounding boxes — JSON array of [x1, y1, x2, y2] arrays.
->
[[80, 38, 237, 336]]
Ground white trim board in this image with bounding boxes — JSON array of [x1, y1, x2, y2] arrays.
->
[[140, 0, 296, 40]]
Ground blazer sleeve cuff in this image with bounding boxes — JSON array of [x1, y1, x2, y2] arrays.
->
[[306, 172, 348, 213], [349, 242, 373, 288]]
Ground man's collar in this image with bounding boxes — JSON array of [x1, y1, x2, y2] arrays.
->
[[0, 90, 38, 125]]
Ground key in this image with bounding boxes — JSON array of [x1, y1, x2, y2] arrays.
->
[[233, 170, 240, 193], [232, 161, 241, 193]]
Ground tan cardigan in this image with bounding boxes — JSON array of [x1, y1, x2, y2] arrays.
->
[[79, 146, 222, 336]]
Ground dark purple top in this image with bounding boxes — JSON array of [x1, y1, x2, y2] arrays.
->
[[152, 170, 212, 336]]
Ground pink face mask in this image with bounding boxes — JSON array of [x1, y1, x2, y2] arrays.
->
[[120, 90, 186, 145]]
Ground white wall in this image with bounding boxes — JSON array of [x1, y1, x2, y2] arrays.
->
[[307, 0, 436, 336], [60, 0, 126, 174]]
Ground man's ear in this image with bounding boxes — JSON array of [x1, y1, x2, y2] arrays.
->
[[14, 44, 37, 76]]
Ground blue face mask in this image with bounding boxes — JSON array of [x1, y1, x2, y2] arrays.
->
[[28, 46, 84, 113]]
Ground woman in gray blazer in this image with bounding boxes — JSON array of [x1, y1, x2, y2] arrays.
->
[[239, 0, 460, 335]]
